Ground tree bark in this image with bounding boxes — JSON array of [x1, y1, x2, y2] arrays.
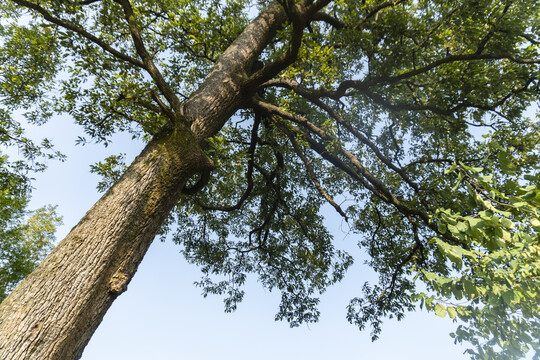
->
[[0, 125, 212, 359], [0, 3, 285, 359]]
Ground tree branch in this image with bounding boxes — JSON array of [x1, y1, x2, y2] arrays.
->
[[79, 0, 102, 5], [260, 78, 420, 191], [360, 77, 536, 116], [353, 0, 407, 30], [246, 19, 305, 87], [10, 0, 144, 68], [253, 99, 466, 246], [252, 98, 416, 210], [311, 12, 344, 29], [378, 221, 422, 302], [113, 0, 183, 118], [281, 124, 349, 221], [246, 0, 332, 87], [193, 113, 261, 212], [329, 53, 540, 99]]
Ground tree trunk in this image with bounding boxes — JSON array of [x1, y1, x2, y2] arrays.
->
[[0, 125, 211, 359], [0, 3, 284, 359]]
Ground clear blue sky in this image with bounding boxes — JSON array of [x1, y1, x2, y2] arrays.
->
[[21, 115, 474, 360]]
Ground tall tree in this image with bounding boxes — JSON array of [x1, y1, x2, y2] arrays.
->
[[0, 0, 538, 359]]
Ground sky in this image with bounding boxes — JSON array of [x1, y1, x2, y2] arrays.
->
[[13, 113, 479, 360]]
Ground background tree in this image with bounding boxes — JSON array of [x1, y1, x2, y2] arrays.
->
[[0, 153, 62, 301], [0, 0, 538, 359]]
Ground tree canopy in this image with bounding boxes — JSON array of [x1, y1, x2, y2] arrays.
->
[[0, 0, 539, 358]]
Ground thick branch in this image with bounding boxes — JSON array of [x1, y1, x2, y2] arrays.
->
[[246, 11, 305, 87], [253, 99, 408, 210], [361, 77, 536, 116], [184, 2, 287, 141], [114, 0, 183, 117], [246, 0, 333, 87], [252, 98, 415, 210], [311, 11, 344, 29], [254, 100, 464, 246]]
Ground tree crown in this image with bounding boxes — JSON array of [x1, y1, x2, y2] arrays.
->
[[1, 0, 539, 358]]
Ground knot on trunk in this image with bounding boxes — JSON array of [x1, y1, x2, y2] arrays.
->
[[108, 272, 129, 295]]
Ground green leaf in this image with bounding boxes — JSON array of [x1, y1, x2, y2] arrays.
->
[[456, 221, 468, 233], [438, 223, 447, 234], [463, 279, 477, 297], [478, 175, 493, 184], [423, 271, 437, 281], [444, 162, 458, 174], [447, 306, 457, 320], [502, 290, 514, 305], [452, 172, 463, 191], [521, 191, 537, 201], [497, 152, 517, 175], [451, 286, 464, 301], [434, 303, 447, 318], [467, 217, 483, 229], [459, 161, 483, 173]]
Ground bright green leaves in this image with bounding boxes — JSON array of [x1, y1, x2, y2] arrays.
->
[[415, 144, 540, 358], [0, 21, 61, 110], [501, 217, 514, 230], [433, 238, 473, 268], [434, 303, 447, 318], [0, 153, 62, 302], [497, 151, 517, 175], [0, 204, 62, 302], [447, 305, 457, 319]]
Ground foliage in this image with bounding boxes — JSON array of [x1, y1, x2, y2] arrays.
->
[[90, 153, 127, 192], [415, 127, 540, 359], [0, 153, 62, 302], [1, 0, 539, 358]]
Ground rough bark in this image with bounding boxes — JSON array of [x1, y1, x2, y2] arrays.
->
[[0, 3, 285, 359], [185, 1, 286, 141], [0, 125, 211, 359]]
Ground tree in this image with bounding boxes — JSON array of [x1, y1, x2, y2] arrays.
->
[[0, 152, 62, 301], [0, 0, 538, 359]]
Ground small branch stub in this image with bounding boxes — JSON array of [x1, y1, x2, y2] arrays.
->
[[108, 272, 129, 295]]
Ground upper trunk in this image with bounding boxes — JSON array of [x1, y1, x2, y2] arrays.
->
[[0, 3, 285, 359], [185, 1, 286, 141]]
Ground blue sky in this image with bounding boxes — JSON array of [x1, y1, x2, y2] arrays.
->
[[16, 114, 476, 360]]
